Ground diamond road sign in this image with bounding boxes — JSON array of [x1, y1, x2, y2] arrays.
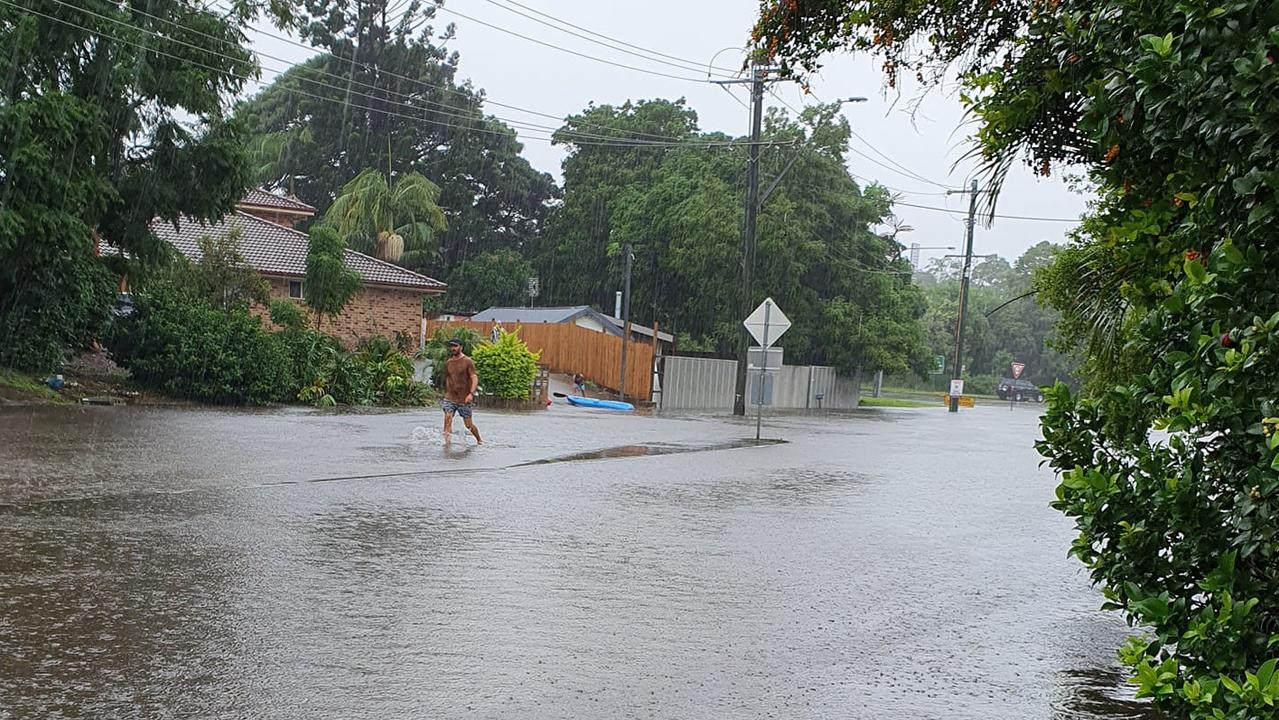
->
[[743, 297, 791, 347]]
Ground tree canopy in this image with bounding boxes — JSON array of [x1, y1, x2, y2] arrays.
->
[[322, 168, 447, 266], [532, 98, 928, 375], [235, 0, 556, 277], [0, 0, 287, 369], [915, 241, 1075, 392]]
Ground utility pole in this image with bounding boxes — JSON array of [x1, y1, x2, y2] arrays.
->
[[618, 242, 633, 402], [949, 179, 980, 413], [732, 62, 767, 416], [709, 55, 861, 415]]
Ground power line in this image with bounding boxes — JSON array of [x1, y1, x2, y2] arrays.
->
[[892, 199, 1081, 223], [847, 170, 952, 197], [848, 128, 953, 189], [200, 0, 697, 144], [5, 0, 772, 150], [183, 0, 707, 145], [41, 0, 636, 145], [765, 88, 960, 195], [487, 0, 741, 76], [787, 86, 960, 189], [475, 0, 733, 78], [22, 0, 765, 149], [434, 4, 709, 83]]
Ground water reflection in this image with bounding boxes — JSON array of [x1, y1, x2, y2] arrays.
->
[[1055, 668, 1161, 719]]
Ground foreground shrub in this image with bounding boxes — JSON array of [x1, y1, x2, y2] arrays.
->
[[471, 330, 538, 400], [0, 254, 115, 372], [109, 283, 289, 404], [290, 333, 431, 407]]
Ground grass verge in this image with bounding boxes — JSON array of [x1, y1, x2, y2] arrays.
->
[[0, 367, 60, 402], [859, 396, 935, 409]]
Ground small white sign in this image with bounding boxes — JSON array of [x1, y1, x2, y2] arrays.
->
[[949, 379, 965, 398], [748, 346, 784, 371], [743, 297, 791, 347]]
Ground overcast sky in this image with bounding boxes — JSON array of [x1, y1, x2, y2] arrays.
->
[[250, 0, 1090, 265]]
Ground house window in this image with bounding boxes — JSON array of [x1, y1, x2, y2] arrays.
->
[[288, 280, 303, 299]]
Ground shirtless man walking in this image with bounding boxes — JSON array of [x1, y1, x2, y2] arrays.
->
[[442, 338, 482, 444]]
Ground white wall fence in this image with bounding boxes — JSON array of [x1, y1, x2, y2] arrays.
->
[[657, 356, 860, 411]]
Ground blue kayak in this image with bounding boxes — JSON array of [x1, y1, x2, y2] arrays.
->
[[565, 395, 635, 411]]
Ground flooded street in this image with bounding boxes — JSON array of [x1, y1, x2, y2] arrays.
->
[[0, 404, 1156, 719]]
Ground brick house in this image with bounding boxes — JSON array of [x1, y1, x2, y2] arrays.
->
[[150, 189, 446, 346]]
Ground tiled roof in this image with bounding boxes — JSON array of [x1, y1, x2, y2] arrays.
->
[[237, 188, 317, 214], [150, 211, 446, 292]]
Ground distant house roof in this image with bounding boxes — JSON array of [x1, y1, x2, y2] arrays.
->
[[472, 306, 603, 325], [237, 188, 316, 215], [150, 211, 445, 292], [471, 306, 674, 343]]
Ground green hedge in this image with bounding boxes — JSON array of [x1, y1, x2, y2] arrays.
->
[[0, 254, 116, 371], [110, 282, 431, 406], [109, 283, 290, 403]]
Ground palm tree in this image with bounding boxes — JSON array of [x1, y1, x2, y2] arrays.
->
[[323, 169, 447, 268]]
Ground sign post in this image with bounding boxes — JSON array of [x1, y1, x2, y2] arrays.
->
[[743, 297, 791, 442], [1009, 361, 1026, 411]]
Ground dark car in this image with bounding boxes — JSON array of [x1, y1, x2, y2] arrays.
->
[[997, 377, 1043, 402]]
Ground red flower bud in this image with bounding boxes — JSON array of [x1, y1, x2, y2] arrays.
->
[[1221, 332, 1235, 348]]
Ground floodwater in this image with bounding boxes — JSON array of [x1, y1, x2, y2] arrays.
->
[[0, 403, 1158, 719]]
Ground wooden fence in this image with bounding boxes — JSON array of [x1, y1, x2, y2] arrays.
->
[[425, 320, 654, 400]]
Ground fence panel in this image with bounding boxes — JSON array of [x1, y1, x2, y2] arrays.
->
[[658, 359, 860, 411], [425, 320, 653, 400]]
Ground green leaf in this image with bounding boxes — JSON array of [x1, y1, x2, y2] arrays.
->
[[1221, 675, 1243, 694], [1248, 203, 1275, 225], [1185, 257, 1208, 283]]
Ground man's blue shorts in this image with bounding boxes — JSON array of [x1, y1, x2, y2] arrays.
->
[[442, 400, 473, 418]]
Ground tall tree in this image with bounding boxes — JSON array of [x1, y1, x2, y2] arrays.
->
[[754, 1, 1279, 716], [444, 249, 534, 312], [0, 0, 286, 368], [531, 98, 703, 311], [236, 1, 556, 276], [535, 98, 928, 374], [323, 168, 446, 266]]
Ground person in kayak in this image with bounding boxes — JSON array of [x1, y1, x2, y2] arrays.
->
[[442, 339, 482, 445]]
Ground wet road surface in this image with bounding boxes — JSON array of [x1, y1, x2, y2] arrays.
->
[[0, 403, 1158, 718]]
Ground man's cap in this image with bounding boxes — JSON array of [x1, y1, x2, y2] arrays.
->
[[446, 339, 462, 346]]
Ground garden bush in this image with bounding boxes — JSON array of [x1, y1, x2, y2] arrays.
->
[[109, 282, 290, 404], [0, 254, 116, 372], [471, 329, 538, 400], [289, 333, 431, 407], [111, 281, 430, 407]]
